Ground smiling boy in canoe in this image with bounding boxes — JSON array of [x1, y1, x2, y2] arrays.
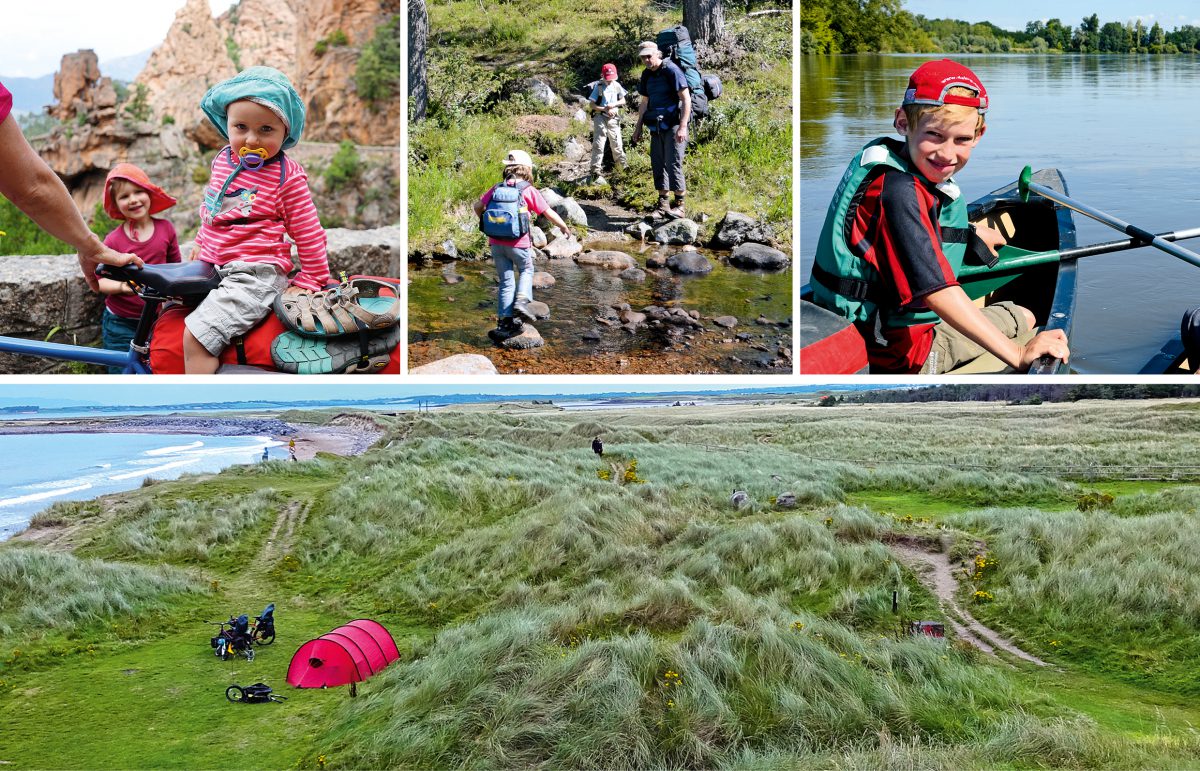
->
[[808, 59, 1070, 374]]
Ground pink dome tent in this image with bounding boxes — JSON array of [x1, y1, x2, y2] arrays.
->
[[286, 619, 400, 695]]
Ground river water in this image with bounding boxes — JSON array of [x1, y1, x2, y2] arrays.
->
[[409, 245, 793, 374], [801, 54, 1200, 374]]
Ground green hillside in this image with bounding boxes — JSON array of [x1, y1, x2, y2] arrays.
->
[[4, 401, 1200, 768]]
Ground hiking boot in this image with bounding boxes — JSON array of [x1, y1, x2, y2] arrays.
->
[[654, 198, 672, 217], [487, 318, 524, 344], [664, 205, 685, 220], [512, 298, 538, 323]]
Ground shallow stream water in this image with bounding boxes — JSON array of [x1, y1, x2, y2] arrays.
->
[[408, 242, 792, 374]]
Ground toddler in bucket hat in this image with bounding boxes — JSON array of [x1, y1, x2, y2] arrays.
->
[[102, 163, 176, 220], [201, 66, 306, 150]]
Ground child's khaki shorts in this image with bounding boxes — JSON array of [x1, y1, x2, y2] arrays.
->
[[919, 301, 1034, 375], [184, 261, 289, 356]]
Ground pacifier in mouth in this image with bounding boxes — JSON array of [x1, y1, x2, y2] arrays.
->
[[238, 146, 269, 170]]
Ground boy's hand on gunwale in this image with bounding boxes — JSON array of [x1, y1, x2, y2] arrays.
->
[[1017, 329, 1070, 371]]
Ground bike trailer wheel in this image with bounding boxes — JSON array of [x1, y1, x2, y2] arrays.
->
[[226, 685, 245, 703], [255, 631, 275, 646]]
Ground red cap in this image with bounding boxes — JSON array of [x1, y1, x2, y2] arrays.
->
[[903, 59, 988, 113], [601, 63, 617, 79], [103, 163, 177, 220]]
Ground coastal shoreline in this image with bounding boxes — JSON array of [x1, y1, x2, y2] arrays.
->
[[0, 415, 382, 460]]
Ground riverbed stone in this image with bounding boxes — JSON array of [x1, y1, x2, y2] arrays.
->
[[666, 252, 713, 274], [545, 237, 582, 259], [582, 329, 602, 341], [626, 221, 653, 240], [441, 266, 464, 284], [501, 324, 545, 349], [575, 250, 636, 270], [410, 354, 498, 375], [713, 315, 738, 328], [712, 211, 773, 248], [730, 242, 790, 270], [652, 218, 700, 245], [532, 271, 556, 289], [645, 253, 667, 269], [526, 300, 551, 319], [619, 310, 647, 325], [619, 267, 646, 282], [530, 225, 548, 248]]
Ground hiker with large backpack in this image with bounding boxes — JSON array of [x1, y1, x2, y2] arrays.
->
[[472, 149, 575, 344], [630, 40, 691, 219]]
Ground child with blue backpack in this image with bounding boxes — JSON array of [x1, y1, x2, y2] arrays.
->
[[473, 149, 574, 344]]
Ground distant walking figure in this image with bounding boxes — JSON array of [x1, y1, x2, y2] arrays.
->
[[592, 436, 604, 457], [288, 438, 297, 461], [261, 447, 269, 462]]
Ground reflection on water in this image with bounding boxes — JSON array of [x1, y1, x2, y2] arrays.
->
[[408, 244, 792, 374], [801, 54, 1200, 373]]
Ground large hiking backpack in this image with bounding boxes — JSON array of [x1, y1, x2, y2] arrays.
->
[[655, 25, 722, 119], [480, 180, 532, 240]]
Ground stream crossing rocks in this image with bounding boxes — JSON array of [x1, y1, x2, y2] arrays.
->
[[410, 354, 498, 375], [730, 242, 790, 270], [540, 189, 589, 227], [545, 236, 582, 258], [525, 300, 551, 319], [532, 271, 556, 289], [712, 211, 773, 248], [531, 225, 548, 248], [619, 267, 646, 282], [500, 324, 545, 349], [666, 252, 713, 274], [652, 219, 700, 245], [575, 250, 637, 270], [713, 315, 738, 329]]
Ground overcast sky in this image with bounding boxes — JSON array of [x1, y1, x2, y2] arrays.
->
[[1, 1, 239, 78], [903, 1, 1200, 32]]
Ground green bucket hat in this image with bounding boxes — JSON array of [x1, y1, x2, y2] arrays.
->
[[200, 66, 306, 150]]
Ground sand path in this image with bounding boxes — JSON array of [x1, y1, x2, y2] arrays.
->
[[889, 542, 1050, 667]]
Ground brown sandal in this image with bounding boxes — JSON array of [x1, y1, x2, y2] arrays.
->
[[274, 278, 400, 338]]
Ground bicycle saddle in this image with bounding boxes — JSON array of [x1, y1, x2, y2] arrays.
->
[[99, 261, 221, 298]]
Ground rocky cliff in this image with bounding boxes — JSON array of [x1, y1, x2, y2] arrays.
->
[[136, 0, 398, 148]]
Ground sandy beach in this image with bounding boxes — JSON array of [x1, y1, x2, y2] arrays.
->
[[0, 414, 384, 460]]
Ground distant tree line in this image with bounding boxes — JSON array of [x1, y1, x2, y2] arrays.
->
[[837, 384, 1200, 404], [802, 2, 1200, 55]]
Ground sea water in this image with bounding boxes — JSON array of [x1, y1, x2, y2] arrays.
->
[[0, 433, 281, 539]]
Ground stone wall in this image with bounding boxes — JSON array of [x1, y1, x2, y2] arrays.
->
[[0, 226, 403, 374]]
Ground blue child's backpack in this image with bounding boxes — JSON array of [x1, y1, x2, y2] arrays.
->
[[480, 180, 532, 239]]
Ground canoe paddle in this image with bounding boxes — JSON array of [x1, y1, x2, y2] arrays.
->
[[958, 225, 1200, 279], [1017, 165, 1200, 269]]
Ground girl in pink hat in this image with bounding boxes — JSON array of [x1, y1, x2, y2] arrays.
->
[[95, 163, 181, 372]]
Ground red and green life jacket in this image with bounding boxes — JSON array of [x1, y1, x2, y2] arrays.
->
[[810, 138, 971, 331]]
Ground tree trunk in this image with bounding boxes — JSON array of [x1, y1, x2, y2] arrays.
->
[[408, 0, 430, 122], [683, 0, 725, 47]]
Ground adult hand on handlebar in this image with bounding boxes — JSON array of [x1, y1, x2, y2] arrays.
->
[[78, 239, 142, 292]]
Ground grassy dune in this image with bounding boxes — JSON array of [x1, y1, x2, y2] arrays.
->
[[4, 402, 1200, 768]]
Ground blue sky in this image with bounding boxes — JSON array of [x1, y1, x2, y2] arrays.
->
[[2, 1, 238, 78], [903, 1, 1200, 32], [0, 383, 805, 408]]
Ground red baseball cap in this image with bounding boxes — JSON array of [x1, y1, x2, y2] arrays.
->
[[903, 59, 988, 113], [601, 63, 617, 79]]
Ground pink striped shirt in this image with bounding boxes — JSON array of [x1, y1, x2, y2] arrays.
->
[[195, 147, 330, 290]]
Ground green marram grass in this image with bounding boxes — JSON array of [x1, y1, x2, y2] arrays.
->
[[5, 401, 1200, 768]]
